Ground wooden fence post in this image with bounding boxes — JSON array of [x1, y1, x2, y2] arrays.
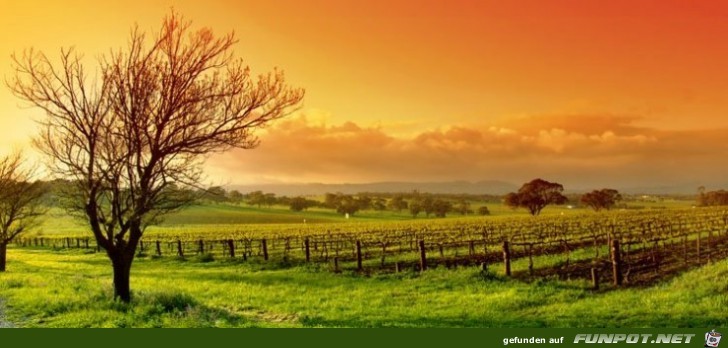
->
[[262, 239, 268, 261], [682, 234, 688, 266], [591, 268, 599, 290], [177, 240, 184, 258], [356, 240, 363, 271], [227, 239, 235, 258], [611, 239, 622, 286], [304, 238, 311, 262], [528, 243, 534, 276], [418, 240, 427, 271], [502, 241, 511, 276], [696, 231, 701, 262], [156, 241, 162, 256]]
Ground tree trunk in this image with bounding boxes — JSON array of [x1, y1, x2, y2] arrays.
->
[[111, 254, 133, 302], [0, 242, 7, 272]]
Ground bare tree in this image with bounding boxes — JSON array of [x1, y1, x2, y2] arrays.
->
[[0, 152, 46, 272], [8, 12, 304, 301]]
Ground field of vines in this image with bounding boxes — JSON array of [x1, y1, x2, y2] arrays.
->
[[15, 208, 728, 288]]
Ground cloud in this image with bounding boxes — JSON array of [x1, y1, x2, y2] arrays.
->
[[207, 113, 728, 188]]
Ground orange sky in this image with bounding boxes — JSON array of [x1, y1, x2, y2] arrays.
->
[[2, 0, 728, 189]]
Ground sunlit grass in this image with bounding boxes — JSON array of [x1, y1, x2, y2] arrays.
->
[[0, 247, 725, 328]]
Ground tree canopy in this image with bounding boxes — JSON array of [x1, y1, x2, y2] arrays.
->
[[504, 178, 568, 216], [581, 189, 622, 212]]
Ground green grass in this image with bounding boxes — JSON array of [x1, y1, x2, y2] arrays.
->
[[0, 247, 726, 328], [33, 199, 697, 237]]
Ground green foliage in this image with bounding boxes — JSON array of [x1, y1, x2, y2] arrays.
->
[[505, 178, 568, 216], [478, 206, 491, 216], [581, 189, 622, 212]]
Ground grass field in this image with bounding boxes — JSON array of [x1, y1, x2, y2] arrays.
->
[[3, 198, 714, 328], [0, 247, 726, 328], [33, 199, 696, 237]]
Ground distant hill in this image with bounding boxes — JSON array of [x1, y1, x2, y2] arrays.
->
[[226, 179, 724, 197], [227, 180, 519, 196]]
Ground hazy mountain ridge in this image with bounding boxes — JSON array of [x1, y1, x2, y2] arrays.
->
[[227, 180, 519, 196], [226, 180, 719, 196]]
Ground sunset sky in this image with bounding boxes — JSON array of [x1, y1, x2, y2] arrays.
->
[[2, 0, 728, 190]]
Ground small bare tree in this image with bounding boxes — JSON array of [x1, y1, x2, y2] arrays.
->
[[0, 152, 46, 272], [8, 12, 304, 301]]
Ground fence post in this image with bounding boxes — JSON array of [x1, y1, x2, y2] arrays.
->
[[304, 238, 311, 262], [355, 240, 363, 271], [682, 234, 688, 266], [708, 230, 713, 264], [197, 240, 204, 255], [418, 240, 427, 271], [611, 239, 622, 286], [696, 231, 701, 263], [591, 268, 599, 290], [395, 262, 402, 273], [528, 243, 534, 276], [262, 239, 268, 261], [333, 257, 340, 273], [502, 241, 511, 276], [177, 240, 184, 258], [227, 239, 235, 258], [155, 241, 162, 256]]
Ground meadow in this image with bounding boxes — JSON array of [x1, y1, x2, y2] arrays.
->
[[1, 247, 726, 328], [3, 198, 726, 328]]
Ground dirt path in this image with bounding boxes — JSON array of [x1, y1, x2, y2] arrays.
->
[[0, 299, 14, 328]]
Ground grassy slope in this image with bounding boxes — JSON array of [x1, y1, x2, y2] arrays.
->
[[0, 247, 726, 328]]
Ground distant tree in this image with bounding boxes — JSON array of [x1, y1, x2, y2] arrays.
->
[[357, 194, 373, 210], [422, 196, 435, 217], [323, 193, 340, 209], [581, 189, 622, 212], [227, 190, 244, 204], [289, 196, 314, 212], [697, 189, 728, 207], [697, 186, 707, 206], [477, 206, 491, 216], [387, 195, 408, 212], [0, 153, 47, 272], [372, 197, 387, 211], [409, 199, 423, 218], [432, 199, 453, 218], [201, 186, 227, 203], [504, 179, 568, 216], [454, 199, 472, 215], [264, 193, 277, 207], [335, 195, 360, 216], [247, 191, 266, 208]]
